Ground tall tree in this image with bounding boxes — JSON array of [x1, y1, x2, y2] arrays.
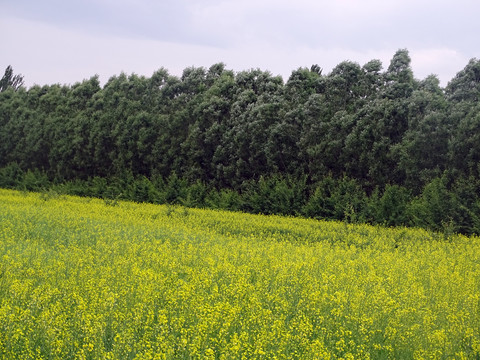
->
[[391, 75, 449, 191], [0, 65, 24, 92], [383, 49, 415, 99], [445, 58, 480, 103], [446, 59, 480, 177]]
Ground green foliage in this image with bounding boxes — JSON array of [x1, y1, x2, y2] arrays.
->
[[0, 65, 24, 92], [163, 172, 189, 205], [1, 52, 480, 234], [303, 176, 367, 223], [374, 184, 411, 227], [205, 188, 243, 211], [181, 180, 208, 208], [0, 162, 23, 188], [406, 177, 456, 232], [20, 169, 50, 191], [126, 176, 161, 203], [51, 179, 92, 197], [449, 177, 480, 235], [241, 175, 307, 216]]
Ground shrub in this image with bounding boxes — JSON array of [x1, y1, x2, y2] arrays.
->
[[0, 162, 24, 188], [374, 184, 411, 227], [303, 176, 367, 223]]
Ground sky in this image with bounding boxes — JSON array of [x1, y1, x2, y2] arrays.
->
[[0, 0, 479, 88]]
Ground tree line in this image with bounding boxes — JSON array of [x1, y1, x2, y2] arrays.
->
[[1, 50, 480, 234]]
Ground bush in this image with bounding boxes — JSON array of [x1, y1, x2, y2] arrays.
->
[[0, 163, 24, 188], [89, 177, 109, 198], [163, 172, 189, 205], [20, 169, 50, 191], [374, 184, 411, 227], [52, 179, 91, 197], [303, 176, 367, 223], [241, 175, 307, 216], [206, 188, 243, 211], [450, 176, 480, 235], [406, 176, 456, 232], [182, 180, 208, 208], [126, 176, 161, 203]]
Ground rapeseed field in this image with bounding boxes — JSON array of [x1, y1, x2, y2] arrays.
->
[[1, 188, 479, 359]]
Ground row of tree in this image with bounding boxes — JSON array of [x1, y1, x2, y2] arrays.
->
[[1, 50, 480, 234]]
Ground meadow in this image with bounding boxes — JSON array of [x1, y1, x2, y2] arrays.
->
[[0, 188, 479, 359]]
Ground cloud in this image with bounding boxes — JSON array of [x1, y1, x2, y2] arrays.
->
[[1, 0, 214, 45], [409, 48, 469, 84], [0, 0, 477, 87], [4, 0, 479, 52], [0, 15, 234, 86]]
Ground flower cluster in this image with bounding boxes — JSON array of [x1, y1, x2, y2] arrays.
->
[[0, 189, 479, 359]]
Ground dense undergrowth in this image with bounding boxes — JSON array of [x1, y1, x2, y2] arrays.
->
[[1, 165, 479, 236]]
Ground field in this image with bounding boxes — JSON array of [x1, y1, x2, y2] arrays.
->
[[1, 189, 480, 359]]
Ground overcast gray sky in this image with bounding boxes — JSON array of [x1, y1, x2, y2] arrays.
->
[[1, 0, 478, 87]]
